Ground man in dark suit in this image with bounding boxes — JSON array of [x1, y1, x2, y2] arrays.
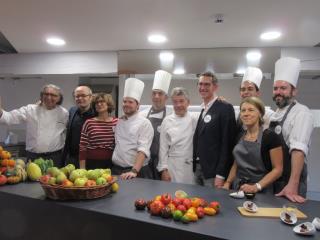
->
[[62, 86, 96, 168], [193, 72, 236, 188]]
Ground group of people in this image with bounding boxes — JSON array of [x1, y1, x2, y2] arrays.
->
[[0, 57, 314, 203]]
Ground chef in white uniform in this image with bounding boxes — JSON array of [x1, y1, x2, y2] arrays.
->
[[269, 57, 314, 203], [235, 67, 274, 130], [157, 87, 197, 184], [0, 84, 68, 167], [140, 70, 172, 179], [112, 78, 154, 180]]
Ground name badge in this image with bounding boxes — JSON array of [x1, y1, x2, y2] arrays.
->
[[275, 125, 282, 135], [204, 115, 211, 123]]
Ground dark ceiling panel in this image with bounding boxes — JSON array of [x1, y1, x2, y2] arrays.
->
[[0, 31, 17, 54]]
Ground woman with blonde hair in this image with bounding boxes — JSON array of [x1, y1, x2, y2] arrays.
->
[[79, 93, 118, 169], [224, 97, 283, 193]]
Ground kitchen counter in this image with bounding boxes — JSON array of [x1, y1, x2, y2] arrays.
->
[[0, 178, 319, 240]]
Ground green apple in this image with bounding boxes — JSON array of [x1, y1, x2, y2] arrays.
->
[[96, 177, 107, 185], [47, 167, 61, 177], [48, 177, 57, 185], [66, 164, 75, 172], [74, 177, 88, 187], [56, 173, 67, 184], [103, 168, 111, 175]]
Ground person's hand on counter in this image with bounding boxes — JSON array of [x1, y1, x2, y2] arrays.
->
[[161, 169, 171, 181], [275, 183, 306, 203], [120, 171, 137, 180]]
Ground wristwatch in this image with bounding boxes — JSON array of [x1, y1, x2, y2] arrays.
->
[[255, 183, 262, 191], [131, 168, 139, 174]]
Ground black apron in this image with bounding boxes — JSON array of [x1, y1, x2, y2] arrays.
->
[[146, 107, 166, 180], [233, 127, 272, 193], [269, 102, 307, 197]]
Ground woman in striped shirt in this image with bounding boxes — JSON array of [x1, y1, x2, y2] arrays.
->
[[79, 93, 118, 169]]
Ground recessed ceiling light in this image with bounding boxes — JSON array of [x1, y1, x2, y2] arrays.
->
[[173, 68, 185, 75], [46, 37, 66, 46], [260, 31, 281, 40], [148, 34, 167, 43], [246, 51, 262, 61], [159, 52, 174, 61]]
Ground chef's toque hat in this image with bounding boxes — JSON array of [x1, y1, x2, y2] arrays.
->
[[152, 70, 172, 94], [124, 78, 144, 102], [274, 57, 301, 87], [242, 67, 263, 89]]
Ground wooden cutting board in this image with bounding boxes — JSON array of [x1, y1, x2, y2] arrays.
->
[[238, 207, 307, 219]]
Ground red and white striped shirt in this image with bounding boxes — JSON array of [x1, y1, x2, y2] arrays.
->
[[79, 117, 118, 160]]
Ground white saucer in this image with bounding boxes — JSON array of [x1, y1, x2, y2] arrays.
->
[[280, 210, 297, 225], [243, 201, 258, 213], [229, 191, 245, 199], [293, 222, 316, 236]]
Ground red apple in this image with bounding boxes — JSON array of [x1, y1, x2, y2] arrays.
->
[[150, 200, 165, 216], [40, 175, 51, 184], [160, 193, 172, 205], [62, 179, 74, 187], [85, 180, 97, 187]]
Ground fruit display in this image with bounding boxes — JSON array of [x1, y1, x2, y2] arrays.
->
[[0, 146, 28, 185], [134, 190, 220, 224], [39, 166, 119, 200]]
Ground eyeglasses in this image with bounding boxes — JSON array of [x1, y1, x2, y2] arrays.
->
[[43, 92, 59, 97], [75, 94, 91, 99]]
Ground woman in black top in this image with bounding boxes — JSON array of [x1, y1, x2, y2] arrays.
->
[[223, 97, 283, 193]]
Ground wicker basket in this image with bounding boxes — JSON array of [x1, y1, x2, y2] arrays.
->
[[39, 179, 116, 200]]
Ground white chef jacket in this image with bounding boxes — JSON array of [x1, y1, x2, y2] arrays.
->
[[157, 112, 198, 184], [234, 106, 275, 130], [270, 101, 314, 157], [112, 112, 154, 167], [139, 106, 172, 119], [0, 104, 68, 153]]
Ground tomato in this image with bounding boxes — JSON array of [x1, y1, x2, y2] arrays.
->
[[209, 201, 220, 212], [160, 193, 172, 205]]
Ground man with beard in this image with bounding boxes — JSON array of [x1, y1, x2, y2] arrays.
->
[[270, 57, 314, 203], [112, 78, 154, 180], [140, 70, 172, 179], [62, 86, 96, 168]]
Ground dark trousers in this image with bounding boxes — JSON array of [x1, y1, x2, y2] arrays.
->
[[86, 159, 112, 170], [64, 154, 80, 169], [26, 149, 63, 168]]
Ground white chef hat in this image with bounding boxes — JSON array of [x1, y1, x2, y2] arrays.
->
[[123, 78, 144, 103], [242, 67, 263, 89], [274, 57, 301, 87], [152, 70, 172, 94]]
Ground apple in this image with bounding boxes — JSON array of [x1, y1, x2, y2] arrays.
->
[[172, 198, 183, 207], [48, 177, 57, 185], [134, 199, 147, 210], [196, 207, 205, 218], [209, 201, 220, 213], [47, 167, 61, 177], [40, 175, 51, 184], [85, 180, 97, 187], [103, 168, 111, 175], [62, 179, 73, 187], [74, 177, 88, 187], [56, 173, 67, 184], [66, 164, 75, 172], [160, 193, 172, 205], [182, 198, 192, 209], [149, 200, 165, 216], [176, 204, 187, 213], [0, 174, 7, 185], [96, 177, 107, 185]]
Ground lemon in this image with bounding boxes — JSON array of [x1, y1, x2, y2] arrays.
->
[[111, 182, 119, 193], [175, 190, 188, 198]]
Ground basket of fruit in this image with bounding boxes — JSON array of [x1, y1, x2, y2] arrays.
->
[[38, 167, 118, 200]]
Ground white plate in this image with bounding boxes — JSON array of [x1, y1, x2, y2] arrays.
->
[[229, 191, 245, 199], [243, 201, 258, 213], [293, 222, 316, 236], [280, 210, 297, 225], [312, 217, 320, 230]]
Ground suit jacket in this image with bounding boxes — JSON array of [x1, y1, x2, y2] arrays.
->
[[62, 106, 96, 165], [193, 100, 236, 179]]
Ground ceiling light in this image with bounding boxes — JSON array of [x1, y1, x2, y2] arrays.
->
[[46, 37, 66, 46], [159, 52, 174, 62], [246, 51, 262, 61], [173, 68, 185, 75], [148, 34, 167, 43], [260, 31, 281, 40]]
